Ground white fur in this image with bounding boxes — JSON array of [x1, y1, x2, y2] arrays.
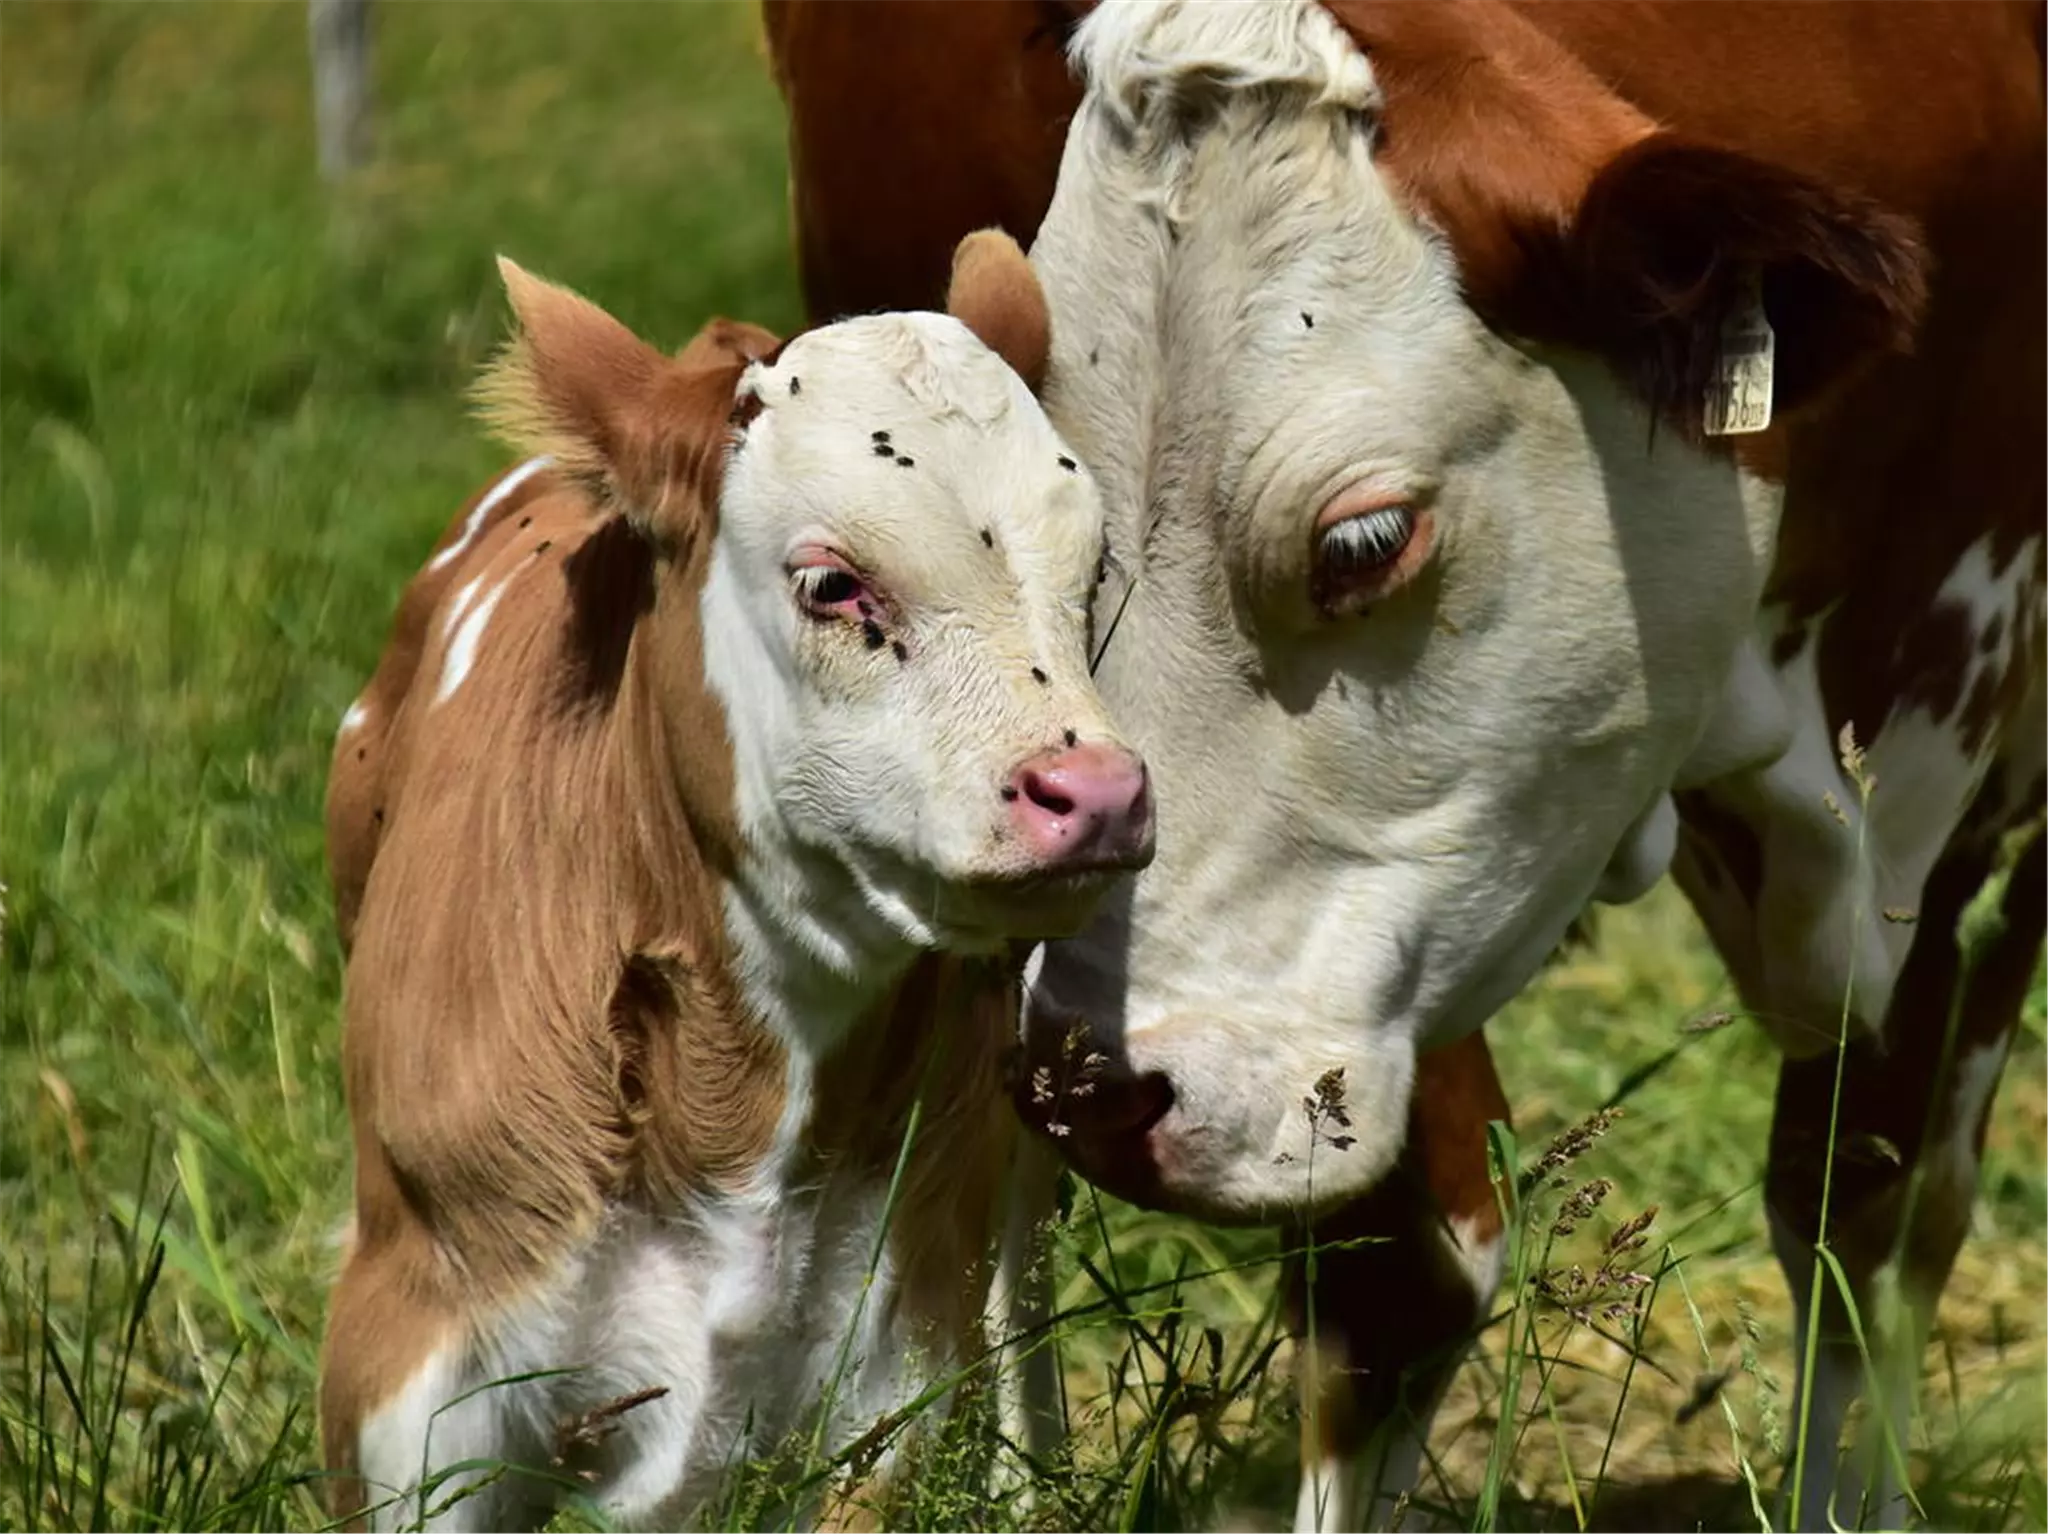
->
[[355, 1182, 942, 1532], [427, 455, 551, 572], [434, 578, 507, 705], [1028, 0, 1780, 1220], [339, 699, 369, 737], [701, 312, 1130, 1051]]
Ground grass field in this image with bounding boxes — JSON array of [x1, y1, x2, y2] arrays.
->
[[2, 5, 2042, 1530]]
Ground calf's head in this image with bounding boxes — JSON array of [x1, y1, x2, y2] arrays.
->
[[481, 239, 1150, 975], [1016, 0, 1926, 1220]]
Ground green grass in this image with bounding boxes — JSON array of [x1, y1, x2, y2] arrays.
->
[[3, 5, 2041, 1530]]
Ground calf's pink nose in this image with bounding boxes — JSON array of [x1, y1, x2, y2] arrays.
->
[[1006, 742, 1154, 870]]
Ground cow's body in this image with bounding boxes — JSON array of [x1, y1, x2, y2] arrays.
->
[[320, 255, 1149, 1530], [766, 3, 2045, 1528]]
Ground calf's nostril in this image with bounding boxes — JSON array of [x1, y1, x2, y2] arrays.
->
[[1020, 770, 1077, 818]]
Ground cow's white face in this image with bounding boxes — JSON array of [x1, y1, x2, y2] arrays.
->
[[704, 313, 1152, 965], [1019, 0, 1781, 1221]]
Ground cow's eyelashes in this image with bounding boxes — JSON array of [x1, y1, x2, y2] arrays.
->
[[1321, 506, 1412, 570], [1310, 503, 1429, 614]]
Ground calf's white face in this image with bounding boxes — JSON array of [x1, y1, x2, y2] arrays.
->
[[1019, 0, 1781, 1221], [705, 313, 1151, 957]]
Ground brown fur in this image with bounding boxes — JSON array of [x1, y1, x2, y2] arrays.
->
[[945, 230, 1052, 394], [763, 0, 1091, 323], [322, 272, 795, 1512]]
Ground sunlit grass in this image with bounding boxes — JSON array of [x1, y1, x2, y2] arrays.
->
[[3, 4, 2041, 1530]]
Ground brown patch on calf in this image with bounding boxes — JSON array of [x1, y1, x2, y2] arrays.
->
[[321, 284, 783, 1507], [325, 461, 557, 950]]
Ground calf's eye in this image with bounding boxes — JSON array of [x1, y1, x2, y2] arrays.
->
[[1309, 492, 1432, 615], [789, 557, 872, 619]]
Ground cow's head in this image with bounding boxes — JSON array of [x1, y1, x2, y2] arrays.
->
[[1017, 0, 1926, 1220], [480, 243, 1151, 967]]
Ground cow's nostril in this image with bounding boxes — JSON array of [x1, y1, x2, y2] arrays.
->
[[1020, 771, 1076, 818]]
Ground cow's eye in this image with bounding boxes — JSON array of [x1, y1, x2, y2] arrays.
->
[[1309, 495, 1432, 616], [790, 559, 869, 618]]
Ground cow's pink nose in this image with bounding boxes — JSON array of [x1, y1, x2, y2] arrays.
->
[[1006, 743, 1154, 871]]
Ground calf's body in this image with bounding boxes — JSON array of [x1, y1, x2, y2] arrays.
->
[[321, 249, 1145, 1529]]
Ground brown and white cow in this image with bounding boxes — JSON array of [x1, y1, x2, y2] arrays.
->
[[767, 2, 2045, 1528], [319, 241, 1153, 1529]]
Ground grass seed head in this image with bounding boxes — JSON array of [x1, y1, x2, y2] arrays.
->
[[1535, 1105, 1623, 1174]]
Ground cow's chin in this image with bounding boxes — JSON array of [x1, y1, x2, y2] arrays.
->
[[1016, 995, 1417, 1226]]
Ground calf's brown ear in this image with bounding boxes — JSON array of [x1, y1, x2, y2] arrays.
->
[[476, 257, 769, 549], [1559, 134, 1929, 437], [946, 229, 1051, 394]]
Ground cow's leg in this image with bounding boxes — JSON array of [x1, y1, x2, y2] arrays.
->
[[1289, 1032, 1510, 1533], [1767, 818, 2042, 1531], [322, 1247, 559, 1533]]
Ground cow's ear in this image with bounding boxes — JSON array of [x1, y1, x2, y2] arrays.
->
[[946, 229, 1051, 394], [476, 257, 763, 549], [1562, 134, 1928, 437]]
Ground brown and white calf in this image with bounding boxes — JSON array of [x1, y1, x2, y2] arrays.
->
[[319, 238, 1151, 1529], [769, 2, 2044, 1528]]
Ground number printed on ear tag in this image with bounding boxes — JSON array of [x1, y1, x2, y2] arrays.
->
[[1702, 272, 1775, 437]]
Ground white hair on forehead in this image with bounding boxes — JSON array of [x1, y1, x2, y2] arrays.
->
[[782, 313, 1017, 427], [1071, 0, 1378, 134]]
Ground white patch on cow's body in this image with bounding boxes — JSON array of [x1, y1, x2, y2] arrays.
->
[[1026, 0, 1781, 1219], [339, 699, 369, 737], [1683, 535, 2042, 1057], [427, 455, 552, 572], [434, 578, 508, 705]]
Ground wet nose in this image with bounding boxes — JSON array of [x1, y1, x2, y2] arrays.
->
[[1005, 743, 1154, 871]]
